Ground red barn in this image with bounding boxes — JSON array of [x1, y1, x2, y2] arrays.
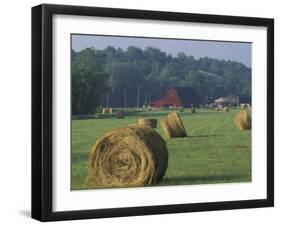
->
[[150, 87, 198, 108]]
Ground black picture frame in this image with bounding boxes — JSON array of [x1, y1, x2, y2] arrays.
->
[[32, 3, 274, 222]]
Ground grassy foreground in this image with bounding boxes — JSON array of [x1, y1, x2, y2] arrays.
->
[[71, 108, 251, 190]]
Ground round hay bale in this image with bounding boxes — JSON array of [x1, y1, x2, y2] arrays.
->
[[87, 126, 168, 187], [234, 110, 251, 130], [138, 118, 157, 128], [190, 108, 196, 113], [116, 111, 125, 118], [160, 111, 187, 138], [223, 106, 229, 112], [160, 117, 173, 138], [109, 108, 113, 114]]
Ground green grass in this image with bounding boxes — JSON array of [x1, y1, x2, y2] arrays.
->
[[71, 108, 251, 190]]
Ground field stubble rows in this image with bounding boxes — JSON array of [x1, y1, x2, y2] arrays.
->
[[71, 108, 251, 190]]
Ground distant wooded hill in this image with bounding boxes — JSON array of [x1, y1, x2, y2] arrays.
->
[[71, 46, 251, 114]]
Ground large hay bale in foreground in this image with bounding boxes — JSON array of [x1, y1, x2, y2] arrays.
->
[[234, 110, 251, 130], [138, 118, 157, 128], [87, 126, 168, 187], [160, 111, 187, 138]]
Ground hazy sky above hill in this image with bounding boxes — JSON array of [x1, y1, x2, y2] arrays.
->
[[72, 34, 252, 68]]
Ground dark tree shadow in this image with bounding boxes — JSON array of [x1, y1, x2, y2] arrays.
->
[[164, 135, 224, 140]]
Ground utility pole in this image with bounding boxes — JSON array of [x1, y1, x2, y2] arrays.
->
[[137, 86, 140, 108], [145, 91, 147, 105], [236, 86, 239, 107], [124, 89, 127, 108], [106, 95, 109, 108]]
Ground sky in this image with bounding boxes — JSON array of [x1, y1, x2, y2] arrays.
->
[[72, 34, 252, 68]]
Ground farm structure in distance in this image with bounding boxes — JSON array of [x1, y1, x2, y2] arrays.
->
[[150, 87, 199, 108]]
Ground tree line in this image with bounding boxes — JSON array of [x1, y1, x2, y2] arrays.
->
[[72, 46, 251, 115]]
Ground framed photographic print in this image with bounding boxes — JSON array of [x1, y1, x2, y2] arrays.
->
[[32, 4, 274, 221]]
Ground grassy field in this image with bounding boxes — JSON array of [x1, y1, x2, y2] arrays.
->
[[71, 108, 251, 190]]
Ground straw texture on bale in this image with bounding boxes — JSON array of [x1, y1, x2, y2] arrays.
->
[[160, 111, 187, 138], [234, 110, 251, 130], [223, 106, 230, 112], [138, 118, 157, 128], [87, 126, 168, 187], [116, 111, 125, 118]]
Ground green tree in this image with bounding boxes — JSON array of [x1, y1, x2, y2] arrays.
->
[[72, 48, 109, 114], [71, 46, 251, 109]]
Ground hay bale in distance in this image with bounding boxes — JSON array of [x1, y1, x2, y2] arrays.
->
[[109, 108, 113, 114], [234, 109, 251, 130], [160, 111, 187, 138], [177, 106, 184, 112], [160, 118, 172, 138], [116, 111, 125, 118], [190, 108, 196, 113], [240, 103, 246, 108], [138, 118, 157, 128], [147, 106, 152, 111], [241, 105, 251, 111], [223, 106, 230, 112], [102, 108, 109, 114], [87, 126, 168, 188]]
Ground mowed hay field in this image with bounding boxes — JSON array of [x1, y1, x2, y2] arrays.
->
[[71, 108, 251, 190]]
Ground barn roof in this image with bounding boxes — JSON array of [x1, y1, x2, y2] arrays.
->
[[150, 86, 199, 107]]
